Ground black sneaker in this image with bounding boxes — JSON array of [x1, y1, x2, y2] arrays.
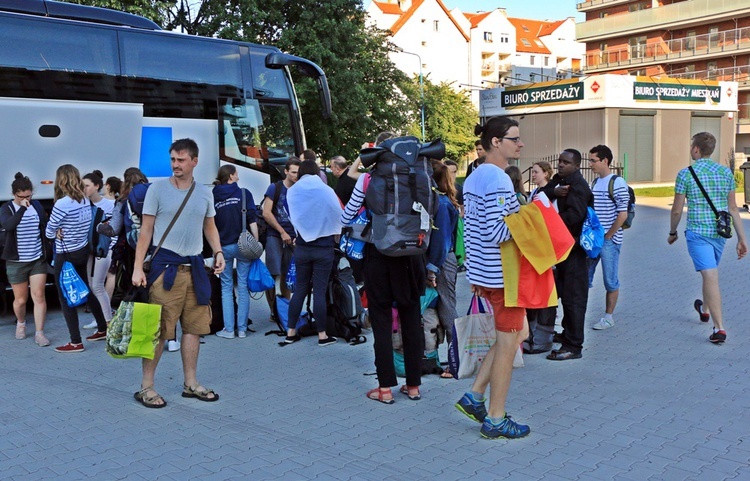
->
[[694, 299, 710, 322], [709, 329, 726, 344], [318, 337, 338, 347], [283, 334, 301, 344]]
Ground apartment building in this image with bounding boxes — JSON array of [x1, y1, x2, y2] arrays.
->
[[577, 0, 750, 155], [366, 0, 583, 106]]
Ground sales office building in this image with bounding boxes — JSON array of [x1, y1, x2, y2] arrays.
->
[[479, 74, 738, 183]]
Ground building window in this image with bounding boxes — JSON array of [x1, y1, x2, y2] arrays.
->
[[599, 11, 608, 19], [629, 36, 647, 59], [522, 25, 530, 32], [484, 32, 493, 42], [500, 33, 509, 43], [421, 41, 427, 47], [544, 56, 549, 67], [684, 64, 696, 79], [530, 55, 535, 66], [521, 38, 531, 47], [628, 2, 648, 12], [709, 27, 719, 48], [707, 61, 718, 78], [433, 20, 439, 32], [685, 30, 696, 50]]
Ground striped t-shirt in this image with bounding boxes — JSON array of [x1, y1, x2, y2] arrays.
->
[[591, 174, 629, 245], [463, 163, 520, 288], [11, 203, 42, 262], [46, 196, 91, 253]]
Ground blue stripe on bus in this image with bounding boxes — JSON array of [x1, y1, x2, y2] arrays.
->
[[139, 126, 173, 177]]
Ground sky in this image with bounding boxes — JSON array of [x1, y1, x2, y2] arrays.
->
[[394, 1, 584, 22]]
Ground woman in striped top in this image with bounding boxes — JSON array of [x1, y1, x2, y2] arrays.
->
[[46, 165, 108, 353], [1, 173, 51, 346]]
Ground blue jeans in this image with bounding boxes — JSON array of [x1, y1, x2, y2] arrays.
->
[[287, 245, 335, 333], [587, 238, 621, 292], [219, 243, 252, 332]]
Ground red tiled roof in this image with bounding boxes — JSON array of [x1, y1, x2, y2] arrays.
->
[[373, 1, 403, 15], [507, 17, 554, 54], [390, 0, 469, 42], [464, 11, 491, 29]]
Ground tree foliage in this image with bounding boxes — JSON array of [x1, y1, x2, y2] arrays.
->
[[63, 1, 476, 160]]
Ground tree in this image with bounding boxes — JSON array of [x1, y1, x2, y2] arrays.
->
[[403, 76, 478, 160], [64, 0, 415, 160]]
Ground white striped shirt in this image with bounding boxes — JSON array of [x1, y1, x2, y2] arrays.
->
[[463, 164, 519, 288], [11, 204, 42, 262], [591, 174, 629, 245], [341, 174, 367, 225], [46, 197, 91, 253]]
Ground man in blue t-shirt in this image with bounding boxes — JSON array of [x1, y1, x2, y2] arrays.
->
[[262, 157, 300, 310]]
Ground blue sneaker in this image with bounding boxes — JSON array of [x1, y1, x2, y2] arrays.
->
[[455, 393, 488, 423], [480, 414, 530, 439]]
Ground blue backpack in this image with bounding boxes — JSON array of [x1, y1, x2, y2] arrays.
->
[[124, 182, 151, 249], [88, 203, 111, 259]]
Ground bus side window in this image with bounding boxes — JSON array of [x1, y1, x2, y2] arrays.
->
[[219, 97, 265, 170]]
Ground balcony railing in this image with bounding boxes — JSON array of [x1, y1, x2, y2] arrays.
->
[[584, 26, 750, 71], [739, 103, 750, 123], [577, 0, 750, 42], [481, 61, 496, 71], [577, 0, 632, 12], [671, 65, 750, 88]]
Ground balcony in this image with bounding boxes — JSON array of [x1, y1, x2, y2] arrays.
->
[[577, 0, 750, 42], [671, 65, 750, 90], [583, 26, 750, 72], [481, 60, 496, 72], [577, 0, 633, 13], [497, 61, 512, 72]]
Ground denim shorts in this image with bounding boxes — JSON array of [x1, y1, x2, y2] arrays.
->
[[686, 230, 726, 271], [265, 235, 294, 277], [587, 239, 621, 292]]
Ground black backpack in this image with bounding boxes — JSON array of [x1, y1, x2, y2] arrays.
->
[[359, 136, 443, 257], [593, 175, 636, 229], [326, 254, 366, 345]]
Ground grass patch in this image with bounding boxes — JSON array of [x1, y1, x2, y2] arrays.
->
[[633, 186, 674, 197]]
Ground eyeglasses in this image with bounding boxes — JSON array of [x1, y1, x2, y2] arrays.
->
[[15, 194, 31, 199], [501, 137, 522, 144], [588, 158, 601, 163]]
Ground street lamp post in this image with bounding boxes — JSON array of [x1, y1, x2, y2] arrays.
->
[[395, 47, 425, 142]]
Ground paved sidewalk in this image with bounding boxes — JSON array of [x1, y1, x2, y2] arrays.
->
[[1, 202, 749, 480]]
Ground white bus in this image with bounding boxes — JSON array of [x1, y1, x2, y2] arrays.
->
[[0, 0, 331, 203]]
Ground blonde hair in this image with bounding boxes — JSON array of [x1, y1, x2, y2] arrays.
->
[[532, 161, 553, 182], [54, 164, 85, 202]]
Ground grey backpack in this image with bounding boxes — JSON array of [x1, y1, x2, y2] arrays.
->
[[359, 136, 443, 257]]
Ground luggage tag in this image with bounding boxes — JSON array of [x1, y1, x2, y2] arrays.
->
[[413, 202, 430, 230]]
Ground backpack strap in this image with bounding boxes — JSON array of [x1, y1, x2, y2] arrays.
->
[[271, 180, 282, 214], [608, 175, 617, 204]]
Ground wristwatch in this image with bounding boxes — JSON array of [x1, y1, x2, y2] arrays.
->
[[669, 231, 677, 236]]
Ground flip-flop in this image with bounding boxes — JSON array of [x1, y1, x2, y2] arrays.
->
[[134, 386, 167, 409], [440, 369, 455, 379], [694, 299, 710, 322], [366, 388, 394, 404]]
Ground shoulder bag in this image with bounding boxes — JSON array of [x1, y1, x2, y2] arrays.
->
[[237, 189, 264, 260], [143, 181, 196, 273], [688, 167, 732, 239]]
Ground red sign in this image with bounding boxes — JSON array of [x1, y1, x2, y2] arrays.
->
[[590, 81, 600, 93]]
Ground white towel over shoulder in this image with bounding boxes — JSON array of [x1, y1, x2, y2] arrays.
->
[[287, 174, 343, 242]]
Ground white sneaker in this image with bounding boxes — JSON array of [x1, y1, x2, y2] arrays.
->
[[166, 339, 181, 352], [83, 320, 97, 329], [592, 317, 615, 330], [237, 331, 247, 339], [215, 329, 235, 339]]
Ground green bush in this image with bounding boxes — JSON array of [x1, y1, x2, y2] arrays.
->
[[735, 169, 744, 190]]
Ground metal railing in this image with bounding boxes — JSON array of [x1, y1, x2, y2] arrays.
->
[[670, 64, 750, 87], [577, 0, 631, 11], [521, 154, 623, 194], [584, 26, 750, 70]]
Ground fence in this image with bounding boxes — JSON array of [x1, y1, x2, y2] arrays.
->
[[521, 154, 623, 194]]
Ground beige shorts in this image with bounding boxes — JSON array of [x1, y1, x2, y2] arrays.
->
[[149, 267, 211, 340]]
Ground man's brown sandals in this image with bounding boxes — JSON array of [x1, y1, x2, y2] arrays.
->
[[182, 384, 220, 402], [134, 386, 167, 408]]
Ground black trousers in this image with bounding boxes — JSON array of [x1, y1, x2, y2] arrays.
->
[[54, 247, 107, 344], [363, 245, 425, 388], [555, 246, 589, 353]]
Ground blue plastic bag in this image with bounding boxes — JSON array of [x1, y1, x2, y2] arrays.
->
[[341, 209, 369, 260], [275, 295, 310, 331], [339, 232, 365, 261], [580, 206, 605, 259], [285, 256, 296, 292], [59, 261, 90, 307], [247, 259, 275, 293]]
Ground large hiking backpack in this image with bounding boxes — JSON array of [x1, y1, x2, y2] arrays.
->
[[88, 202, 111, 259], [593, 175, 636, 229], [360, 136, 443, 257], [326, 254, 366, 345], [124, 182, 151, 249]]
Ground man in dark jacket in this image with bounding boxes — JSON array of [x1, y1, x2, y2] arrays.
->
[[541, 149, 592, 360]]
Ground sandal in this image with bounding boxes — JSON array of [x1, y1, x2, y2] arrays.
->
[[366, 387, 394, 405], [440, 369, 454, 379], [399, 385, 421, 401], [134, 386, 167, 408], [182, 384, 219, 402]]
